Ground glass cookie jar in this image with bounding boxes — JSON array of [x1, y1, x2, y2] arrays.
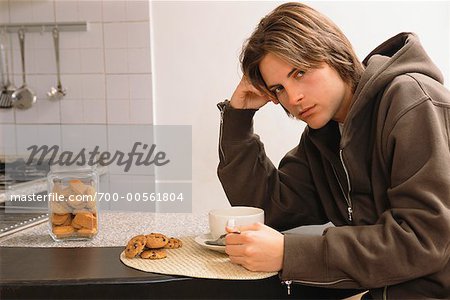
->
[[47, 165, 99, 241]]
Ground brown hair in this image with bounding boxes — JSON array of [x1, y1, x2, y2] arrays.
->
[[241, 2, 364, 99]]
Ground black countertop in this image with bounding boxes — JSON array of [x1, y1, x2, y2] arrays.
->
[[0, 246, 360, 299]]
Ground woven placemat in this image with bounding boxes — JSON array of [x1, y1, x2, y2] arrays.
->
[[120, 236, 277, 280]]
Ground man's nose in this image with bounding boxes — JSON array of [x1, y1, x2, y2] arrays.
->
[[286, 87, 304, 106]]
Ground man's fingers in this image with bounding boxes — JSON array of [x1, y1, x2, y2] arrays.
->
[[225, 244, 245, 256], [225, 232, 244, 245], [225, 226, 241, 234], [242, 77, 266, 98], [228, 255, 246, 266], [248, 84, 263, 96], [271, 97, 279, 104], [233, 222, 264, 233], [225, 222, 265, 246]]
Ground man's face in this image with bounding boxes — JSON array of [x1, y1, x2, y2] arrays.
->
[[259, 53, 352, 129]]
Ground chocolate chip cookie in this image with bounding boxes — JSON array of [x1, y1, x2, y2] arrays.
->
[[140, 249, 167, 259], [163, 237, 183, 249], [125, 238, 146, 258], [145, 233, 169, 249]]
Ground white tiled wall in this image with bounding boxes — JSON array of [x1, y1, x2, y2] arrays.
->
[[0, 0, 153, 125], [0, 1, 155, 211]]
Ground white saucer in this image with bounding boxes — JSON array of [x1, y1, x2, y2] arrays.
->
[[194, 233, 226, 253]]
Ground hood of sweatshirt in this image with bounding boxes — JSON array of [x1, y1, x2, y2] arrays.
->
[[340, 32, 444, 148]]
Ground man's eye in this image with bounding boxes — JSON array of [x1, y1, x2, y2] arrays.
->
[[295, 70, 305, 78], [273, 86, 284, 94]]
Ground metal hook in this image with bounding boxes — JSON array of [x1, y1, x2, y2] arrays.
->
[[53, 25, 59, 38], [18, 27, 25, 39]]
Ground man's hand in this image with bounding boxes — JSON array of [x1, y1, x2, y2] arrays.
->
[[225, 222, 284, 272], [230, 76, 278, 109]]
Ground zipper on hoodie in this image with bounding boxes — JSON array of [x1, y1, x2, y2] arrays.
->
[[383, 286, 388, 300], [339, 149, 353, 222], [282, 280, 292, 295], [218, 103, 226, 161], [331, 149, 353, 222], [280, 278, 354, 296]]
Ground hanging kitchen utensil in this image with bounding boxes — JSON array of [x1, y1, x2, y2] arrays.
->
[[11, 28, 36, 110], [5, 29, 17, 107], [0, 36, 8, 108], [0, 30, 14, 109], [3, 38, 16, 108], [47, 26, 66, 100]]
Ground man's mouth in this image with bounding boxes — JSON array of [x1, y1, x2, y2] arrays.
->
[[299, 105, 316, 118]]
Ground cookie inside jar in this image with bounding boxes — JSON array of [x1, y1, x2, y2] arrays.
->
[[48, 167, 99, 241]]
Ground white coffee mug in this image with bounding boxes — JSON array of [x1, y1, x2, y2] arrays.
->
[[208, 206, 264, 240]]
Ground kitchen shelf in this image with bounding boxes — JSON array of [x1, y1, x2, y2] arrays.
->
[[0, 22, 88, 33]]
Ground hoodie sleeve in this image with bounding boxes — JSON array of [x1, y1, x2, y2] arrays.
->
[[280, 78, 450, 294], [216, 101, 328, 230]]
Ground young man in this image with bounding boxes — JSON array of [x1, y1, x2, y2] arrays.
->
[[217, 2, 450, 299]]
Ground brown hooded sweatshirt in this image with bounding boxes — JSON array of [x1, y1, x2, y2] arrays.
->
[[217, 33, 450, 299]]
